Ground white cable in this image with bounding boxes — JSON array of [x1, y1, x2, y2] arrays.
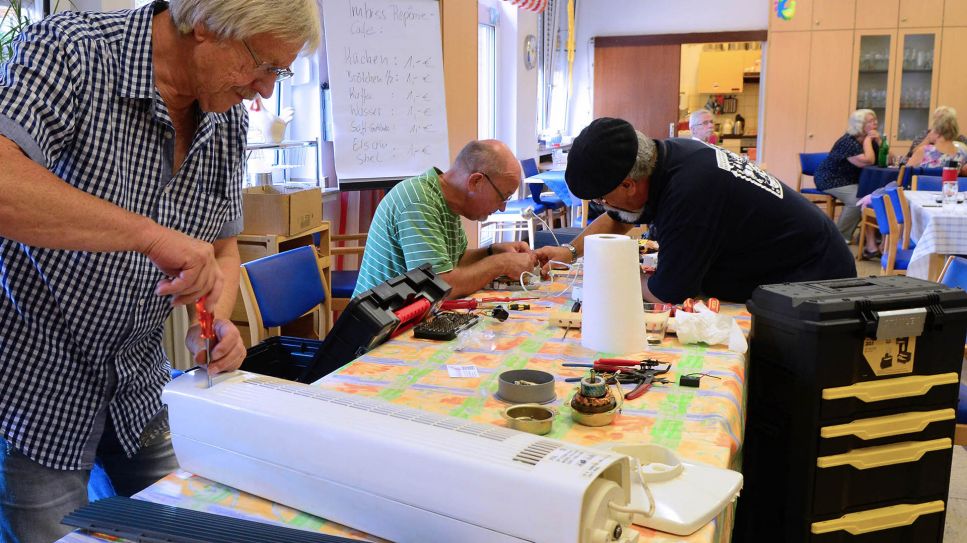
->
[[522, 206, 561, 247], [607, 458, 656, 519]]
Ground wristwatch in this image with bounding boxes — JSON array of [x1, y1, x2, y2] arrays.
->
[[561, 243, 578, 262]]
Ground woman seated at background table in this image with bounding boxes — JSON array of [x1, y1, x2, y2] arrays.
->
[[906, 106, 967, 171], [815, 108, 882, 259]]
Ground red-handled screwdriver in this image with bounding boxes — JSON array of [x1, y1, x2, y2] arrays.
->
[[195, 297, 214, 388]]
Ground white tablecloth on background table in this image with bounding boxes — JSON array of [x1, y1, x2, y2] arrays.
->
[[905, 191, 967, 279]]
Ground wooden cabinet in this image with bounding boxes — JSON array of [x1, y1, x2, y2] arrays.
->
[[811, 0, 856, 30], [763, 32, 811, 185], [764, 0, 960, 186], [849, 30, 897, 135], [805, 31, 855, 152], [855, 0, 899, 29], [696, 51, 744, 94], [937, 27, 967, 124], [945, 0, 967, 25], [890, 29, 941, 149], [899, 0, 943, 28]]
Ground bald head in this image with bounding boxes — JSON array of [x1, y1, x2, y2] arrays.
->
[[453, 139, 520, 180], [443, 139, 522, 221]]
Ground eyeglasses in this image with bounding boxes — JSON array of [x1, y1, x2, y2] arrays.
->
[[242, 39, 294, 81], [478, 172, 513, 202]]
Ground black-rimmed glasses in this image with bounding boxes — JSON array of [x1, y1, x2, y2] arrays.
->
[[242, 39, 294, 81], [478, 172, 513, 202]]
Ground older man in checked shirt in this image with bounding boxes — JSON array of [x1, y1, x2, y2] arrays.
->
[[0, 1, 321, 541]]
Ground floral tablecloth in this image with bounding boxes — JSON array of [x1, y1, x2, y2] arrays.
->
[[61, 278, 750, 543]]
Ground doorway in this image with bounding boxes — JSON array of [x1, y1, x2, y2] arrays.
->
[[592, 31, 767, 144]]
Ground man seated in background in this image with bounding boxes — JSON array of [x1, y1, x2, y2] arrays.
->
[[688, 109, 717, 144], [354, 140, 538, 299], [536, 117, 856, 303]]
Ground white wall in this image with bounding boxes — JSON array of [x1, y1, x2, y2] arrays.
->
[[568, 0, 769, 135]]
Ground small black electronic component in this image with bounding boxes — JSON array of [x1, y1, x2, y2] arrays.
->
[[413, 312, 480, 341], [679, 374, 703, 388], [679, 372, 721, 388]]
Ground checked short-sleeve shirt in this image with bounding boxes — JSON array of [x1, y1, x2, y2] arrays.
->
[[0, 1, 246, 469]]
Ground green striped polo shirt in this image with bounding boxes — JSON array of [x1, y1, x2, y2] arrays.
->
[[353, 168, 467, 296]]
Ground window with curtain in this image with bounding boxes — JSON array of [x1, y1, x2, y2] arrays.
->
[[477, 5, 497, 140], [537, 0, 571, 139]]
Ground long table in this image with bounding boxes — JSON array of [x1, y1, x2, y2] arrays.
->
[[60, 278, 750, 543], [906, 190, 967, 280]]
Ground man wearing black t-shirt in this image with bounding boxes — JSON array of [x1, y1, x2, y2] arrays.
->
[[535, 117, 856, 303]]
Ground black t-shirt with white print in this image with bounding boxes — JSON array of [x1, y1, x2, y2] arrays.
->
[[610, 138, 855, 303]]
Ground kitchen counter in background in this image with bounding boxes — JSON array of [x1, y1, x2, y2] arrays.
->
[[718, 134, 758, 156]]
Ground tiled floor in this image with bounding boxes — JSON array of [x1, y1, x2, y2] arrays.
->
[[853, 248, 965, 541]]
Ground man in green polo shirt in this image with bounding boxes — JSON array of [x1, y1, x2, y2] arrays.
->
[[354, 140, 538, 299]]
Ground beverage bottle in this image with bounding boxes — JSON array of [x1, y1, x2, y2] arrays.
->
[[877, 137, 890, 167], [942, 158, 959, 205]]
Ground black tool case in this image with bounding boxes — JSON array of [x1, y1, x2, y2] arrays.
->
[[241, 263, 450, 383], [735, 276, 967, 542]]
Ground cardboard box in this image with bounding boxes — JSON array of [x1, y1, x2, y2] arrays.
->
[[242, 185, 322, 236]]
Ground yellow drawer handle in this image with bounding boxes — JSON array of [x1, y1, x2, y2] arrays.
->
[[812, 501, 945, 535], [822, 373, 958, 403], [821, 409, 955, 440], [817, 438, 951, 470]]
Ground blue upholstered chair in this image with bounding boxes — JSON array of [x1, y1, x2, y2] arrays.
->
[[910, 175, 967, 192], [798, 152, 839, 219], [521, 158, 566, 227], [883, 186, 916, 250], [900, 166, 943, 189], [239, 245, 331, 345], [870, 193, 913, 275], [937, 255, 967, 446]]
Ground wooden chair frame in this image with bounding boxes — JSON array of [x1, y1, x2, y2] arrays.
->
[[330, 232, 368, 312], [238, 252, 331, 346], [878, 193, 905, 276]]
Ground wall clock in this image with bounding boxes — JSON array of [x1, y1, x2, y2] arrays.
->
[[524, 35, 537, 70]]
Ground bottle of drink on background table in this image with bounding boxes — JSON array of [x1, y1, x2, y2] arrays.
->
[[942, 158, 958, 206], [877, 137, 890, 167]]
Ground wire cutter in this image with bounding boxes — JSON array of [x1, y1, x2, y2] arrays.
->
[[617, 365, 672, 400], [194, 297, 215, 388]]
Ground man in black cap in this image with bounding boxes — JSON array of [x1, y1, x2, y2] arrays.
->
[[536, 117, 855, 303]]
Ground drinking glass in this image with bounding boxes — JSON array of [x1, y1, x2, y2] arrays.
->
[[643, 303, 672, 346]]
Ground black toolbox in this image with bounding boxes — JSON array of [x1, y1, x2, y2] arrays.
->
[[240, 263, 450, 383], [735, 276, 967, 542]]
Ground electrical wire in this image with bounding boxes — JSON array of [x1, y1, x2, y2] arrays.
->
[[519, 260, 579, 297], [523, 206, 561, 247], [608, 458, 656, 519]]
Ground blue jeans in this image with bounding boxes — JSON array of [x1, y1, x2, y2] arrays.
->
[[0, 409, 178, 543]]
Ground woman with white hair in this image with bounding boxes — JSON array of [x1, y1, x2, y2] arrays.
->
[[907, 106, 967, 170], [814, 109, 882, 258]]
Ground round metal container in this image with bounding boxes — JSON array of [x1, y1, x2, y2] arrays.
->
[[496, 369, 556, 404], [502, 404, 555, 435]]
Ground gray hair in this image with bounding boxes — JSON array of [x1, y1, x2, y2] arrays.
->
[[932, 106, 959, 141], [847, 109, 876, 136], [169, 0, 321, 52], [627, 131, 657, 180], [688, 109, 712, 128], [454, 140, 518, 179]]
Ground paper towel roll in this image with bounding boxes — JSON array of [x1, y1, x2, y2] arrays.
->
[[581, 234, 646, 354]]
